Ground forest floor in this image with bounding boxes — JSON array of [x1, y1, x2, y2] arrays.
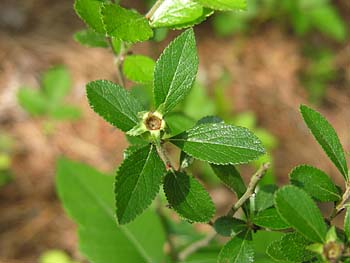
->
[[0, 0, 349, 262]]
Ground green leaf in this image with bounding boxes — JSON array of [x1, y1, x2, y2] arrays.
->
[[101, 3, 153, 43], [266, 240, 289, 262], [115, 144, 165, 224], [196, 116, 223, 126], [163, 171, 215, 222], [170, 123, 265, 165], [253, 208, 290, 230], [49, 105, 81, 120], [123, 55, 155, 84], [310, 5, 346, 42], [17, 88, 48, 116], [42, 66, 71, 103], [267, 232, 315, 262], [210, 164, 246, 197], [165, 112, 196, 137], [196, 0, 247, 11], [274, 185, 327, 243], [300, 104, 348, 180], [218, 232, 254, 263], [130, 84, 153, 109], [252, 231, 285, 262], [213, 216, 247, 237], [169, 8, 214, 30], [154, 29, 198, 115], [182, 82, 216, 120], [86, 80, 144, 132], [56, 158, 166, 263], [184, 246, 220, 263], [74, 0, 106, 34], [149, 0, 211, 29], [255, 185, 278, 212], [74, 29, 108, 48], [289, 165, 341, 202]]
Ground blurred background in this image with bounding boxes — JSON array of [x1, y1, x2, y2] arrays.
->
[[0, 0, 349, 262]]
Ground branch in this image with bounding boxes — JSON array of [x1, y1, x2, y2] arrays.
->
[[330, 178, 350, 220], [227, 163, 270, 217], [145, 0, 163, 19], [155, 141, 176, 172], [178, 230, 217, 261]]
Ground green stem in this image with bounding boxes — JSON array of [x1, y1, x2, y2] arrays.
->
[[227, 163, 270, 217], [178, 230, 217, 261], [145, 0, 163, 19], [107, 38, 127, 87]]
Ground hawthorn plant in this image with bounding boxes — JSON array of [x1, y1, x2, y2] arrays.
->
[[56, 0, 350, 263]]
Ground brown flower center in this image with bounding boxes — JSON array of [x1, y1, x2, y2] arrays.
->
[[144, 113, 162, 131]]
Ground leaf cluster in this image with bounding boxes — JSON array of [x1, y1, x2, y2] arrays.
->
[[17, 66, 81, 120]]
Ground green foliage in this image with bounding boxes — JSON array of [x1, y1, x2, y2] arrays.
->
[[218, 232, 254, 263], [61, 2, 350, 262], [86, 80, 144, 132], [252, 208, 290, 230], [275, 185, 328, 243], [164, 171, 215, 222], [101, 3, 153, 43], [123, 55, 155, 84], [170, 123, 265, 165], [154, 29, 198, 115], [300, 104, 348, 179], [73, 29, 108, 48], [39, 250, 79, 263], [302, 49, 337, 104], [213, 216, 247, 237], [56, 158, 166, 263], [267, 232, 315, 262], [254, 184, 277, 212], [17, 66, 81, 120], [74, 0, 106, 34], [289, 165, 341, 202], [115, 145, 165, 224], [197, 0, 247, 11], [210, 164, 246, 197], [212, 0, 347, 42], [149, 0, 210, 29]]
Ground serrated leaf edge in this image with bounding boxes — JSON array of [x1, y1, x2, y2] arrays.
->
[[163, 172, 215, 223], [153, 28, 198, 113], [288, 164, 341, 201], [300, 104, 348, 179], [101, 3, 153, 43], [274, 186, 327, 243], [115, 144, 165, 224]]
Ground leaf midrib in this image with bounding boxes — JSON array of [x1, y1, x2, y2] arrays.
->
[[170, 137, 263, 152], [90, 86, 138, 127]]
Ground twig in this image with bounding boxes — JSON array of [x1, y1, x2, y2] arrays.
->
[[227, 163, 270, 217], [107, 38, 127, 87], [178, 230, 217, 261], [155, 141, 176, 172], [145, 0, 163, 19], [156, 197, 178, 261], [330, 178, 350, 220]]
